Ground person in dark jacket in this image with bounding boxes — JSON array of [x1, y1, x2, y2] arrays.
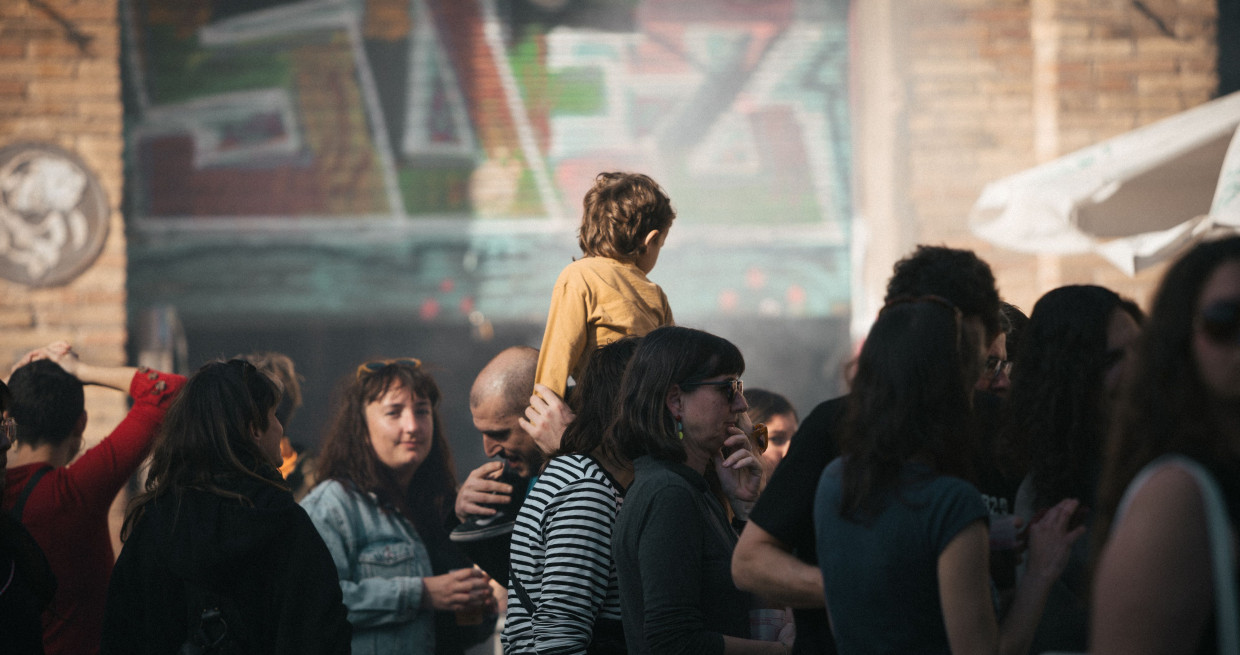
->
[[101, 359, 351, 655]]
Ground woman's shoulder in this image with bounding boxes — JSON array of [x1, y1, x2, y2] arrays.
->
[[536, 455, 620, 497], [300, 478, 371, 513]]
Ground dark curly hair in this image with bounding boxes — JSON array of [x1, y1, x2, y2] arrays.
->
[[1000, 285, 1141, 511], [316, 360, 458, 526], [840, 297, 980, 522], [577, 172, 676, 263], [1094, 236, 1240, 555], [885, 245, 1002, 341]]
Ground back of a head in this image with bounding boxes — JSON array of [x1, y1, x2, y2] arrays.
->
[[238, 351, 303, 428], [148, 360, 279, 489], [611, 325, 744, 462], [124, 360, 281, 540], [849, 299, 976, 462], [578, 172, 676, 262], [558, 337, 641, 457], [744, 388, 797, 425], [841, 298, 977, 519], [8, 359, 84, 447], [885, 245, 1001, 340], [470, 346, 538, 419]]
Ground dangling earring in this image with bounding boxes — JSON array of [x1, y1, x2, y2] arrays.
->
[[675, 417, 684, 440]]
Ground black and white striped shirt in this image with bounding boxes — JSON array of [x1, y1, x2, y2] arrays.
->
[[501, 454, 624, 655]]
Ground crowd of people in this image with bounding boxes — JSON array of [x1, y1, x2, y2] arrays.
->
[[0, 171, 1238, 655]]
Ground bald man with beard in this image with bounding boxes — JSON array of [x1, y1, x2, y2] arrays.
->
[[451, 347, 547, 586]]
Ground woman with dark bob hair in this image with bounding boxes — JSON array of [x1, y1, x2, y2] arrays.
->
[[301, 358, 494, 655], [814, 297, 1082, 655], [102, 360, 351, 655], [1092, 235, 1240, 654], [610, 326, 780, 654]]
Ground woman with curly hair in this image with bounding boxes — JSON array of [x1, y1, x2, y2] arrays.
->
[[102, 360, 351, 655], [301, 358, 494, 655], [1092, 236, 1240, 654], [999, 285, 1141, 652]]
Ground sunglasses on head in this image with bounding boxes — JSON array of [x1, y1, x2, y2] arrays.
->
[[356, 358, 423, 380], [680, 377, 744, 404], [1199, 299, 1240, 345]]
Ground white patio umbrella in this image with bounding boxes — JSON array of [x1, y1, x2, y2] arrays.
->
[[969, 91, 1240, 274]]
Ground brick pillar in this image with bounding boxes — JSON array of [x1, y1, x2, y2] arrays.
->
[[861, 0, 1220, 315], [0, 0, 129, 445]]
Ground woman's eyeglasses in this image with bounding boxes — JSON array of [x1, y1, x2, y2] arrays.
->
[[356, 358, 423, 380], [1198, 300, 1240, 345], [681, 378, 744, 404]]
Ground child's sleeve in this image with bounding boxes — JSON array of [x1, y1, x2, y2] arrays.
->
[[535, 267, 590, 398]]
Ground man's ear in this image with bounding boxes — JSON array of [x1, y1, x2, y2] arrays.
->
[[73, 410, 87, 436], [642, 229, 661, 250], [665, 384, 683, 419]]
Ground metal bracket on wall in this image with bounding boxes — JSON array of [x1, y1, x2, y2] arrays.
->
[[27, 0, 94, 56], [1131, 0, 1181, 40]]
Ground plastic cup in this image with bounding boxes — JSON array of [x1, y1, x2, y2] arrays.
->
[[749, 608, 786, 641]]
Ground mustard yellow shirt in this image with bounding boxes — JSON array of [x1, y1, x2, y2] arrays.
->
[[535, 257, 674, 398]]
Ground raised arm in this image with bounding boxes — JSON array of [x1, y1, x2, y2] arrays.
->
[[10, 341, 138, 390], [17, 342, 185, 507]]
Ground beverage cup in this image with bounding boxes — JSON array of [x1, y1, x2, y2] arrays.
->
[[749, 608, 786, 641]]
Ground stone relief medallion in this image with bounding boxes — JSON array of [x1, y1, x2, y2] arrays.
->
[[0, 142, 110, 287]]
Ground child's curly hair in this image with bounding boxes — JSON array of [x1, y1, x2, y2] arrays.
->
[[578, 172, 676, 262]]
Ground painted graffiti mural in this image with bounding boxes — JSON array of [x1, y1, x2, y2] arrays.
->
[[124, 0, 852, 322]]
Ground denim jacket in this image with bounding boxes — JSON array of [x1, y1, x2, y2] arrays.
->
[[302, 479, 436, 655]]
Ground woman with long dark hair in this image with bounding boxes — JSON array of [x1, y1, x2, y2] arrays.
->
[[503, 338, 639, 654], [998, 285, 1141, 651], [301, 358, 493, 655], [814, 297, 1082, 655], [1092, 236, 1240, 654], [102, 360, 351, 655], [1003, 285, 1142, 509], [610, 326, 781, 654]]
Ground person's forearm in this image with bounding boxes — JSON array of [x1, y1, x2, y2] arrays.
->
[[998, 569, 1055, 655], [732, 525, 824, 608], [76, 362, 140, 392]]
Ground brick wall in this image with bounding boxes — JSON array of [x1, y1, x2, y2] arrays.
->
[[868, 0, 1219, 314], [0, 0, 129, 445]]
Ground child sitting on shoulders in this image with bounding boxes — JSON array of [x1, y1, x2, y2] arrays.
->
[[535, 172, 676, 399]]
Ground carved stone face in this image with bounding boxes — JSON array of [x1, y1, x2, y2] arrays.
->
[[0, 143, 109, 287]]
